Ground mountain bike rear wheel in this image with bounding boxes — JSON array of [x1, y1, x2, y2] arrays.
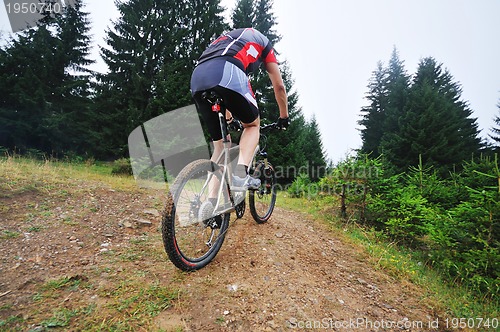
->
[[249, 161, 277, 223], [162, 159, 230, 271]]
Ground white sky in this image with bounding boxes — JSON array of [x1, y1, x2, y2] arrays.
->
[[1, 0, 499, 162]]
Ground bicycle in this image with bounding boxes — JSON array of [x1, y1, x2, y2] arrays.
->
[[161, 90, 280, 271]]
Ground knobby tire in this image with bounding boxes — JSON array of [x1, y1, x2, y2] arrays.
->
[[249, 161, 277, 223], [162, 159, 230, 271]]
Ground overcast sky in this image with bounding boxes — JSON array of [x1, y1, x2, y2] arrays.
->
[[1, 0, 499, 162]]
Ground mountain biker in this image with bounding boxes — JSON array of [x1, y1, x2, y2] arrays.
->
[[190, 27, 289, 190]]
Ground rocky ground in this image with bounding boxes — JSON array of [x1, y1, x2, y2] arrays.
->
[[0, 168, 446, 331]]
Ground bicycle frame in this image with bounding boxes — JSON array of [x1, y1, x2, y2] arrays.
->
[[161, 92, 279, 270], [201, 94, 241, 215], [199, 90, 276, 216]]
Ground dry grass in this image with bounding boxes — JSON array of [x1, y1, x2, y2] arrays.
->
[[0, 156, 138, 197], [0, 156, 187, 331]]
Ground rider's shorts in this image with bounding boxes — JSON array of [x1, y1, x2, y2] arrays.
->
[[190, 57, 259, 141]]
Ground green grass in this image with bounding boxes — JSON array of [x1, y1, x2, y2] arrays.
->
[[278, 193, 499, 320], [0, 155, 139, 197], [215, 316, 226, 325], [41, 276, 84, 291], [0, 315, 24, 328], [0, 230, 21, 239], [88, 279, 181, 331], [111, 281, 179, 316], [31, 265, 181, 330], [27, 225, 44, 232], [34, 276, 89, 303], [42, 307, 83, 328]]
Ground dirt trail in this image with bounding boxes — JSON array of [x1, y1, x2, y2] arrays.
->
[[178, 207, 437, 331], [0, 182, 441, 331]]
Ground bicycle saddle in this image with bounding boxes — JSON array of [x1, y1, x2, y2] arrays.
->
[[201, 90, 223, 104]]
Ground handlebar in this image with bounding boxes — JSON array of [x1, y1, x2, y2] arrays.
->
[[260, 123, 277, 130], [261, 122, 287, 131], [228, 121, 285, 132]]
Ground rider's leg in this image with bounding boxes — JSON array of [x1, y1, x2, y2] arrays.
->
[[236, 116, 260, 173], [207, 139, 223, 203], [211, 139, 224, 163]]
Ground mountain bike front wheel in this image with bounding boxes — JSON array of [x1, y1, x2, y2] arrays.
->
[[162, 159, 230, 271], [249, 161, 277, 223]]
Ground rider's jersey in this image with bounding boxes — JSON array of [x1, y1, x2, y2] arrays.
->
[[197, 28, 278, 75]]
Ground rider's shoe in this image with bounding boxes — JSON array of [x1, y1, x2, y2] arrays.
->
[[232, 175, 261, 191]]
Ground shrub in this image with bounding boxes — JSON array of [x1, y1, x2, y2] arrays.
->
[[360, 154, 499, 299], [287, 173, 311, 198], [111, 158, 133, 175]]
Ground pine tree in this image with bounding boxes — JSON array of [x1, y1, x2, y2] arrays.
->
[[378, 48, 411, 165], [95, 0, 227, 158], [0, 0, 93, 155], [490, 99, 500, 149], [254, 0, 280, 46], [359, 61, 388, 157], [186, 0, 229, 65], [359, 48, 410, 160], [390, 57, 482, 173], [231, 0, 255, 28], [303, 116, 327, 180], [49, 1, 94, 154], [0, 28, 52, 151], [359, 51, 482, 174]]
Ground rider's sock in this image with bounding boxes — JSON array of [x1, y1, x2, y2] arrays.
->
[[235, 164, 248, 178], [209, 198, 217, 206]]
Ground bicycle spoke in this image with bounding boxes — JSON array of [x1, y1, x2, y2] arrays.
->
[[162, 159, 230, 271]]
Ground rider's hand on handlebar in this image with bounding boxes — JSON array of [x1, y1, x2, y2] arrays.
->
[[276, 117, 290, 130], [226, 117, 243, 132]]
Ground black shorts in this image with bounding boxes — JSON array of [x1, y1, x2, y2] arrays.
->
[[191, 58, 259, 141]]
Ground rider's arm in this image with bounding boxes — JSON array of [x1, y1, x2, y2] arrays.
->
[[265, 62, 289, 119]]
